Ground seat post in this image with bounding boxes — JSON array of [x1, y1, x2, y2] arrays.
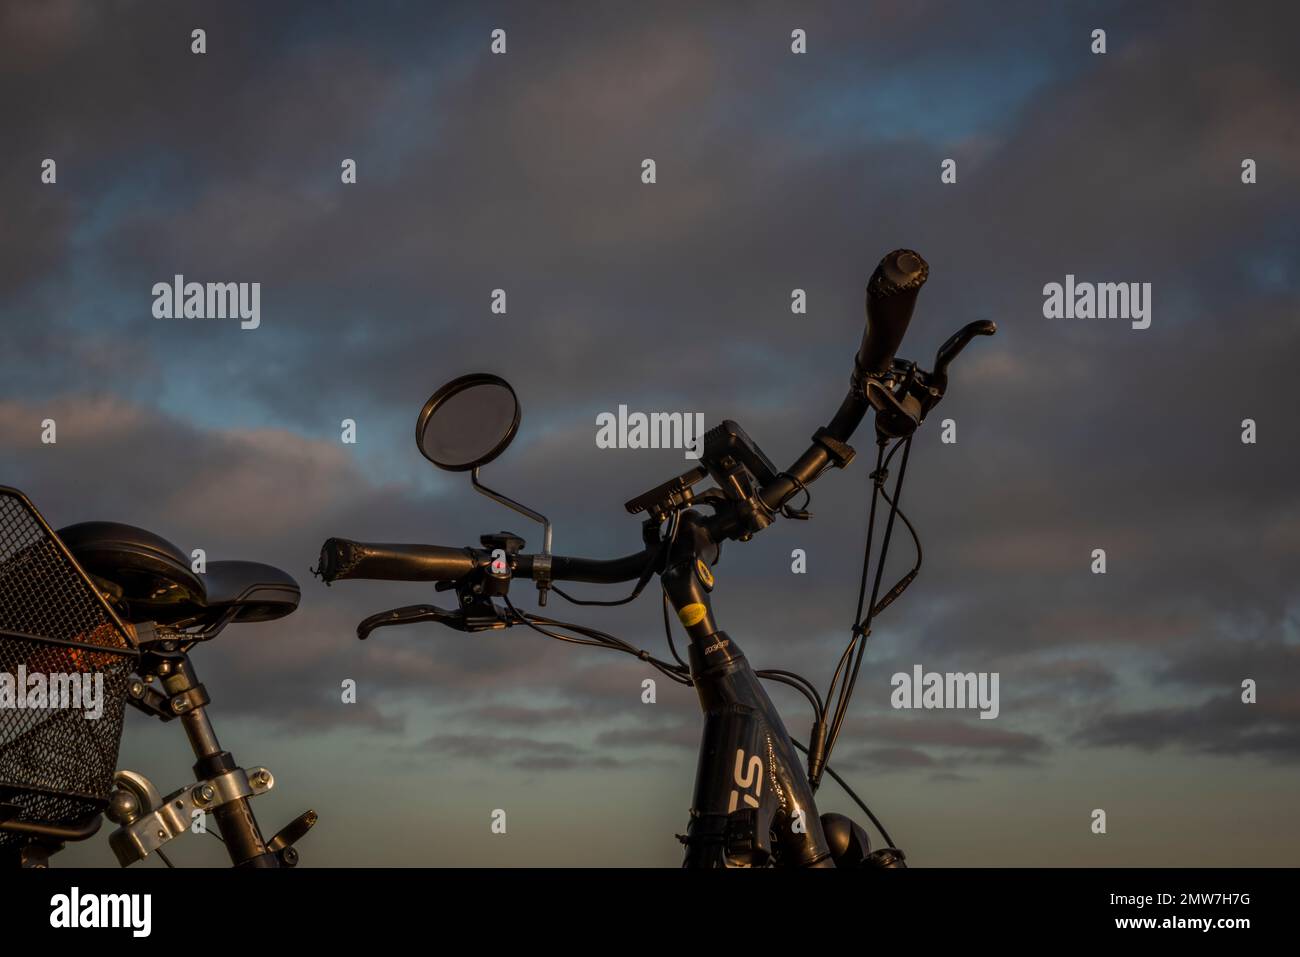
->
[[159, 654, 222, 758], [158, 653, 276, 867]]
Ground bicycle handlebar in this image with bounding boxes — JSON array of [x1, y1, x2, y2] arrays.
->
[[856, 249, 929, 377], [318, 539, 478, 583], [317, 537, 655, 587], [321, 246, 994, 595]]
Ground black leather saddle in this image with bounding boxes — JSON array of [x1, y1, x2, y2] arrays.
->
[[56, 522, 299, 627]]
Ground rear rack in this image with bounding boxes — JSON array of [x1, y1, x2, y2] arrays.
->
[[0, 486, 138, 851]]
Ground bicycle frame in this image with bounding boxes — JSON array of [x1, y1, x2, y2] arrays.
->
[[662, 511, 831, 866]]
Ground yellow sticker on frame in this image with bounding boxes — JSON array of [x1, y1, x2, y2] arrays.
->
[[677, 603, 708, 627]]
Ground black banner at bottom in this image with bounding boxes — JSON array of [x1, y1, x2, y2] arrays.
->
[[5, 867, 1286, 942]]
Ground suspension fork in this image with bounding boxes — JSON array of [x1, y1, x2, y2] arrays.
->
[[158, 655, 277, 868], [662, 514, 832, 867]]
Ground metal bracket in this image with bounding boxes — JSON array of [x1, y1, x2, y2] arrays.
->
[[125, 675, 210, 722], [531, 552, 552, 591], [471, 467, 554, 605], [107, 766, 274, 866]]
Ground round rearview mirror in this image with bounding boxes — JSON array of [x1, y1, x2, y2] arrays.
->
[[416, 373, 521, 472]]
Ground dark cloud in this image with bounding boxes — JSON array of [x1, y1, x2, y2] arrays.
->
[[1075, 693, 1299, 762], [465, 704, 587, 726], [413, 731, 629, 771], [858, 714, 1049, 763], [859, 747, 937, 769], [595, 722, 700, 752]]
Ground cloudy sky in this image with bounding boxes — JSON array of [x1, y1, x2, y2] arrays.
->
[[2, 0, 1297, 866]]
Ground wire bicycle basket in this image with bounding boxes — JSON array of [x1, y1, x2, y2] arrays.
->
[[0, 486, 137, 850]]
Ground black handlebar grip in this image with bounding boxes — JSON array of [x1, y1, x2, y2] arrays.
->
[[317, 538, 477, 583], [856, 249, 929, 377]]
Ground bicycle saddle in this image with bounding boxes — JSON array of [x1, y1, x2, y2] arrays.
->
[[201, 561, 300, 623], [57, 523, 301, 628], [57, 521, 205, 624]]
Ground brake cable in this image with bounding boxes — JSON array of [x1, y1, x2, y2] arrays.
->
[[657, 509, 692, 670], [870, 476, 923, 617], [549, 508, 681, 608], [817, 434, 920, 786], [549, 505, 694, 672], [501, 594, 692, 685], [832, 446, 923, 667], [812, 442, 890, 783], [662, 592, 689, 670], [755, 669, 823, 716], [826, 437, 913, 766], [549, 567, 658, 607], [778, 472, 813, 520], [790, 738, 898, 850]]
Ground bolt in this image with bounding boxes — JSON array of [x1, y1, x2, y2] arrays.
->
[[195, 785, 215, 805], [129, 681, 144, 698], [107, 789, 141, 825], [173, 698, 189, 713]]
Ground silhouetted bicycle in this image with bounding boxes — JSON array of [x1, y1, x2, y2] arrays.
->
[[317, 249, 995, 866]]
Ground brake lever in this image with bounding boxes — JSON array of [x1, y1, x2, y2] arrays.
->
[[931, 319, 997, 393], [356, 604, 461, 640], [868, 320, 997, 437]]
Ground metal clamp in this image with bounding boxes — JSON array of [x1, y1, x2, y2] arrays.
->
[[107, 766, 275, 866], [531, 552, 552, 588]]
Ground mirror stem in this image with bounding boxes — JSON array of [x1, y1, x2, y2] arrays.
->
[[471, 468, 553, 604]]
